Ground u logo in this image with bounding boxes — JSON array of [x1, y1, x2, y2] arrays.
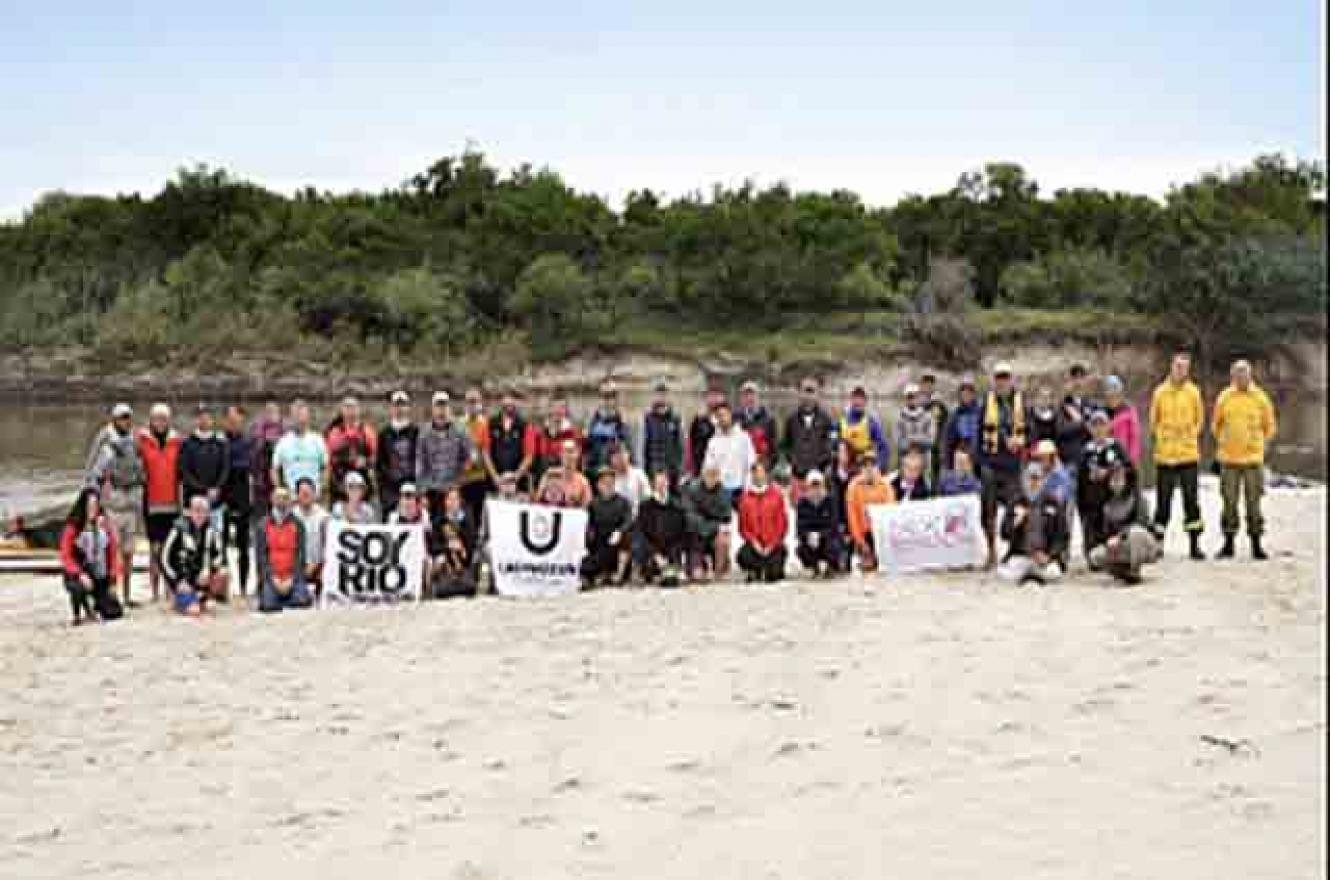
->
[[519, 510, 562, 554]]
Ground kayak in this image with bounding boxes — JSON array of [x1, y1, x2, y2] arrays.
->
[[0, 544, 152, 575]]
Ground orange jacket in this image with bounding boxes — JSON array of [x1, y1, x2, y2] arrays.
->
[[846, 473, 896, 545], [136, 428, 182, 514]]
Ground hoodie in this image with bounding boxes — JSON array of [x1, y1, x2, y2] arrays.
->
[[179, 430, 230, 503], [893, 404, 937, 466], [783, 405, 838, 478], [415, 419, 473, 492]]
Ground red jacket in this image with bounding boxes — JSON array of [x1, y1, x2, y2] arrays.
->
[[536, 421, 585, 472], [59, 519, 123, 580], [136, 428, 182, 513], [738, 484, 788, 549]]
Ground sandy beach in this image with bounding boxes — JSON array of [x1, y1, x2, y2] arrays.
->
[[1, 481, 1324, 880]]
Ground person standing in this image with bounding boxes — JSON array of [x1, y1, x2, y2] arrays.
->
[[736, 380, 779, 469], [642, 381, 685, 490], [893, 383, 937, 471], [1057, 364, 1096, 472], [271, 400, 329, 497], [534, 394, 583, 482], [485, 389, 537, 492], [1078, 412, 1129, 567], [782, 376, 838, 503], [136, 403, 182, 603], [1212, 360, 1277, 560], [221, 404, 256, 597], [417, 392, 475, 522], [702, 402, 756, 506], [736, 461, 788, 583], [586, 380, 633, 475], [1103, 376, 1142, 465], [1150, 352, 1206, 560], [179, 404, 229, 530], [377, 390, 419, 524], [248, 401, 286, 519], [840, 386, 890, 469], [325, 396, 378, 502], [458, 388, 492, 521], [919, 372, 949, 485], [686, 385, 726, 477], [943, 376, 982, 470], [84, 402, 144, 609], [977, 362, 1028, 568]]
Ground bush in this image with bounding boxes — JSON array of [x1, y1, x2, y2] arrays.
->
[[510, 253, 610, 357], [901, 257, 981, 367], [1000, 248, 1134, 309]]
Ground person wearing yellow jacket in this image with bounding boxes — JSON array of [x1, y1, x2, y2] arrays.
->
[[1212, 360, 1277, 560], [1149, 352, 1207, 560]]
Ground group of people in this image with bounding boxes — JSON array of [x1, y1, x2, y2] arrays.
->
[[59, 352, 1278, 623]]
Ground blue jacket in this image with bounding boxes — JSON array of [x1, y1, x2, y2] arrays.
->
[[944, 401, 982, 467], [938, 470, 982, 497]]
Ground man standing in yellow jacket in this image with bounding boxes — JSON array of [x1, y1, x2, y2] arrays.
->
[[1212, 360, 1277, 560], [1150, 352, 1207, 560]]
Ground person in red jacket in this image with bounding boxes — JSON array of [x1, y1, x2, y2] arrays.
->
[[737, 461, 788, 583], [535, 395, 584, 483], [58, 488, 125, 625], [326, 396, 378, 502], [136, 403, 182, 603]]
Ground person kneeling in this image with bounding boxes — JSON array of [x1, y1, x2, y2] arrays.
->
[[255, 487, 314, 612], [683, 464, 733, 582], [429, 487, 478, 599], [582, 467, 633, 588], [737, 462, 788, 583], [161, 495, 230, 616], [638, 472, 688, 587], [1088, 460, 1162, 585], [795, 470, 841, 577], [998, 462, 1070, 586], [58, 488, 125, 625]]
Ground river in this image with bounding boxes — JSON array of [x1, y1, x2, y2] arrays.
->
[[1, 389, 1324, 522]]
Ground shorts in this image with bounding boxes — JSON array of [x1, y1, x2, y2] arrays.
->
[[172, 585, 199, 613], [104, 503, 140, 548], [146, 512, 177, 544]]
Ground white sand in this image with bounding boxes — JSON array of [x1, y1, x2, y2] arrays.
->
[[2, 484, 1325, 880]]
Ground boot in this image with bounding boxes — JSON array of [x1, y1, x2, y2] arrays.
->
[[1216, 535, 1236, 560], [1250, 536, 1269, 561], [1188, 533, 1205, 561]]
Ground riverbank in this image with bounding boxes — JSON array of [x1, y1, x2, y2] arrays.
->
[[2, 483, 1323, 879]]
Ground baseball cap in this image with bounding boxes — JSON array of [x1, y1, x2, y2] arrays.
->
[[390, 390, 410, 404], [903, 382, 920, 397], [399, 482, 418, 496], [596, 466, 616, 481], [149, 403, 171, 419], [111, 403, 133, 419], [806, 469, 826, 484], [194, 402, 212, 415], [958, 374, 977, 389], [1089, 409, 1110, 425], [431, 391, 450, 406], [740, 380, 759, 393], [861, 447, 879, 462], [1103, 375, 1124, 394], [344, 471, 366, 488], [1026, 461, 1046, 479], [1034, 439, 1058, 458], [992, 361, 1014, 377], [340, 395, 359, 407]]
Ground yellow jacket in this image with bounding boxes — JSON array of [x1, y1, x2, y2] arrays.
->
[[1212, 384, 1277, 466], [1149, 379, 1204, 465]]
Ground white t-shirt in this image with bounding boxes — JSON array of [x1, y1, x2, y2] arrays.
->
[[613, 467, 653, 515], [703, 427, 756, 492]]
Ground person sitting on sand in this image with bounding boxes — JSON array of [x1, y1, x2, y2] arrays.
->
[[795, 469, 840, 577], [331, 472, 377, 524], [888, 445, 933, 501], [1088, 458, 1163, 585], [736, 461, 789, 583], [1077, 411, 1129, 567], [534, 440, 593, 509], [160, 495, 229, 615], [292, 477, 329, 592], [938, 445, 982, 497], [637, 471, 689, 586], [682, 463, 733, 582], [427, 487, 478, 600], [255, 487, 314, 612], [998, 462, 1069, 586], [845, 448, 894, 573], [58, 488, 125, 625], [583, 467, 633, 589]]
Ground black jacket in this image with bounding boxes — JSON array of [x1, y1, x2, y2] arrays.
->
[[682, 478, 731, 539], [737, 406, 778, 466], [889, 472, 933, 501], [160, 515, 225, 586], [1056, 396, 1095, 467], [377, 422, 419, 490], [783, 405, 837, 478], [179, 431, 230, 502], [587, 494, 633, 550], [638, 495, 688, 554], [687, 413, 716, 476], [222, 430, 254, 509], [643, 407, 685, 479], [796, 495, 838, 543]]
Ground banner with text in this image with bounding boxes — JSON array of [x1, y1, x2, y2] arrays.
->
[[486, 499, 587, 598], [321, 521, 427, 604], [868, 494, 984, 576]]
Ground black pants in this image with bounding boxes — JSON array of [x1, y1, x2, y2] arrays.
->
[[223, 504, 253, 592], [461, 479, 491, 527], [797, 532, 842, 572], [581, 542, 627, 583], [1155, 463, 1203, 535], [64, 574, 115, 621], [738, 544, 787, 582], [981, 467, 1022, 534]]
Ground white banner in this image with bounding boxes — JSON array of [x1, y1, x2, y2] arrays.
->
[[486, 499, 587, 598], [868, 494, 984, 576], [321, 520, 427, 604]]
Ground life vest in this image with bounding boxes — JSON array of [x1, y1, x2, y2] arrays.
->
[[840, 414, 873, 458], [263, 516, 300, 582], [982, 391, 1026, 455]]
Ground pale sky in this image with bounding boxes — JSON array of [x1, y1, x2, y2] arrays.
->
[[0, 0, 1322, 218]]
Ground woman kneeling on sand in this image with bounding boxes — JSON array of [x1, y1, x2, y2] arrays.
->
[[57, 488, 125, 625]]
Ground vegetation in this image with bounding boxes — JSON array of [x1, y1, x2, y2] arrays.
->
[[0, 152, 1323, 372]]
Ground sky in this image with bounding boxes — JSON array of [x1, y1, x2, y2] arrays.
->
[[0, 0, 1322, 217]]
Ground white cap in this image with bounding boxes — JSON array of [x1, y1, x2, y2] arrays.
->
[[806, 469, 826, 484], [149, 403, 171, 419], [431, 391, 450, 405], [1034, 439, 1058, 458], [111, 403, 133, 418], [399, 482, 418, 495], [993, 361, 1014, 376], [344, 471, 367, 488], [903, 383, 920, 397], [740, 379, 759, 393], [390, 390, 410, 404]]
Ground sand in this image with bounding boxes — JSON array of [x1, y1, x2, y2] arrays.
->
[[1, 482, 1325, 880]]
